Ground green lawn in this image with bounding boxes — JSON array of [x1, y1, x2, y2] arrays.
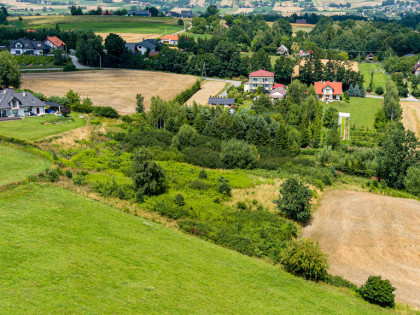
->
[[325, 97, 383, 129], [359, 63, 387, 91], [0, 113, 86, 141], [0, 146, 51, 186], [0, 183, 389, 314]]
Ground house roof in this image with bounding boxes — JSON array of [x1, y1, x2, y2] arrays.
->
[[208, 98, 235, 105], [314, 81, 343, 95], [413, 60, 420, 72], [9, 38, 49, 50], [367, 53, 374, 57], [249, 69, 275, 77], [273, 83, 285, 89], [138, 39, 161, 50], [46, 36, 66, 47], [295, 19, 307, 24], [161, 34, 178, 41], [125, 43, 137, 53], [127, 10, 150, 16], [0, 89, 46, 110], [148, 51, 159, 56], [270, 86, 287, 99]]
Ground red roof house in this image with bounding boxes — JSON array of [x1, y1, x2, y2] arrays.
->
[[314, 81, 343, 102], [160, 34, 179, 45], [273, 83, 285, 89], [249, 69, 275, 77], [44, 36, 66, 50], [244, 69, 275, 92]]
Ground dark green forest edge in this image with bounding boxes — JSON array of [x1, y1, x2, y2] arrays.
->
[[0, 7, 419, 313]]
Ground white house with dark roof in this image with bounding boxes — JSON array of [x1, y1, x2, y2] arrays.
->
[[9, 38, 50, 55], [0, 89, 46, 118], [244, 69, 275, 92]]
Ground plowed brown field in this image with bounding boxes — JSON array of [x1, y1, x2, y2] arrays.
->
[[303, 190, 420, 308]]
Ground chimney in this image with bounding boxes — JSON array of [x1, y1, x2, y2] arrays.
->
[[23, 91, 26, 97], [3, 89, 6, 95]]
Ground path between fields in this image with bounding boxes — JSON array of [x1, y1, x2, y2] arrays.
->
[[70, 55, 94, 70], [366, 94, 420, 102], [302, 190, 420, 308]]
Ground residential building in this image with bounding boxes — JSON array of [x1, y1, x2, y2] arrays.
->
[[314, 81, 343, 102], [208, 98, 235, 106], [9, 38, 50, 55], [160, 34, 179, 45], [180, 10, 192, 18], [270, 86, 287, 99], [0, 89, 46, 118], [295, 19, 307, 24], [44, 36, 66, 51], [366, 53, 374, 62], [244, 69, 275, 92], [413, 60, 420, 76], [126, 39, 162, 55], [277, 44, 289, 55]]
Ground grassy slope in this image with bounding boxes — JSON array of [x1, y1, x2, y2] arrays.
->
[[0, 145, 51, 186], [359, 63, 387, 90], [325, 97, 383, 129], [0, 183, 388, 314], [0, 113, 85, 141]]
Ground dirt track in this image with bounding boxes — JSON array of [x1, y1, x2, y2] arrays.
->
[[303, 190, 420, 308]]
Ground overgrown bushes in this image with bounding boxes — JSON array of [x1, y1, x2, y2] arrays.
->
[[92, 106, 119, 118], [172, 80, 201, 104], [357, 276, 396, 308], [280, 238, 329, 282]]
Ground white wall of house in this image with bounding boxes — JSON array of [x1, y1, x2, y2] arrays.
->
[[247, 76, 274, 91], [162, 39, 178, 45], [9, 48, 44, 55], [1, 106, 45, 117]]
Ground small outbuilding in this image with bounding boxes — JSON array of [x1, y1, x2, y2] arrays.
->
[[208, 98, 235, 106]]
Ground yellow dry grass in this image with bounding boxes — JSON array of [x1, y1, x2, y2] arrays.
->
[[196, 0, 206, 6], [235, 8, 254, 14], [186, 80, 227, 106], [22, 70, 198, 115], [401, 101, 420, 138], [96, 33, 160, 42], [351, 0, 382, 7], [293, 59, 358, 76], [225, 182, 281, 212], [303, 190, 420, 308], [221, 0, 234, 5]]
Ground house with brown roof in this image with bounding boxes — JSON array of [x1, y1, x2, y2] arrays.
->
[[270, 86, 287, 99], [160, 35, 179, 45], [366, 53, 374, 62], [244, 69, 275, 92], [44, 36, 66, 51], [314, 81, 342, 102]]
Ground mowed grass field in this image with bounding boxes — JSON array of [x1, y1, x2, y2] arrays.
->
[[22, 70, 198, 115], [0, 183, 389, 314], [325, 97, 383, 129], [0, 146, 51, 186], [0, 113, 86, 141], [359, 63, 387, 91]]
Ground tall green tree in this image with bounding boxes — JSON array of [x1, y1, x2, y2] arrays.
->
[[376, 123, 419, 189], [274, 56, 295, 84], [0, 51, 20, 89], [383, 80, 402, 121], [135, 93, 144, 113]]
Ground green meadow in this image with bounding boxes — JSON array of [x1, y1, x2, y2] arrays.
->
[[56, 22, 183, 34], [0, 183, 389, 314], [0, 113, 85, 141], [0, 145, 51, 186], [325, 97, 383, 129], [359, 63, 387, 90]]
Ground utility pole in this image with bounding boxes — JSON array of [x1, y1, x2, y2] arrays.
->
[[201, 62, 206, 79], [97, 53, 101, 69]]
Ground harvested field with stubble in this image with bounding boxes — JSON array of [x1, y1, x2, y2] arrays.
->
[[401, 101, 420, 138], [186, 80, 227, 106], [22, 70, 198, 115], [96, 33, 160, 42], [303, 190, 420, 308]]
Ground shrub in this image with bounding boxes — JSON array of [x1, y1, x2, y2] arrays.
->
[[63, 64, 77, 72], [220, 139, 259, 169], [154, 201, 188, 219], [404, 166, 420, 197], [280, 238, 329, 282], [183, 147, 223, 169], [274, 177, 312, 224], [357, 276, 396, 308], [136, 189, 144, 203], [217, 180, 232, 197], [131, 147, 167, 196], [65, 170, 73, 178], [189, 179, 210, 190], [375, 86, 384, 95], [92, 106, 119, 118], [174, 193, 185, 206], [198, 169, 207, 179], [172, 124, 198, 148], [326, 275, 357, 291], [46, 168, 60, 182], [72, 97, 93, 113], [73, 175, 85, 185]]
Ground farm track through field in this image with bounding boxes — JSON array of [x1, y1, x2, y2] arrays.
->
[[303, 190, 420, 308]]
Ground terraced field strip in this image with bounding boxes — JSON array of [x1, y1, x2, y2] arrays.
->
[[186, 80, 227, 106], [401, 101, 420, 138]]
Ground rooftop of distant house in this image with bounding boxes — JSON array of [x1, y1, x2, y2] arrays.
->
[[46, 36, 66, 47], [249, 69, 275, 77], [161, 35, 179, 41], [314, 81, 343, 95]]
